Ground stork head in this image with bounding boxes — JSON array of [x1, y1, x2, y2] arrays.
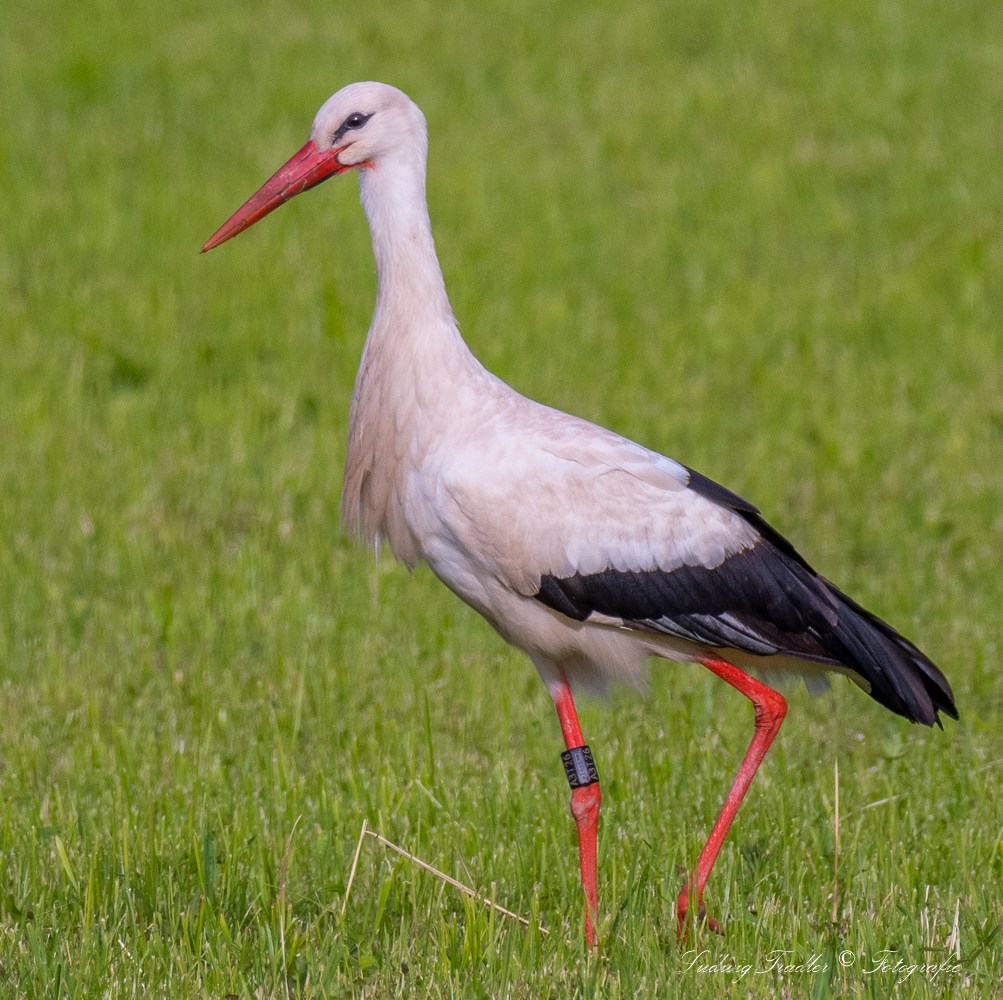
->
[[201, 82, 424, 252]]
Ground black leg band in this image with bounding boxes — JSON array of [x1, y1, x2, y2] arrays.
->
[[561, 745, 599, 788]]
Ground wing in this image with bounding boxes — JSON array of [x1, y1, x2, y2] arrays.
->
[[532, 463, 958, 727], [429, 397, 956, 727], [430, 401, 763, 595]]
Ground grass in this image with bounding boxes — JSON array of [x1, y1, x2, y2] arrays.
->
[[2, 0, 1003, 995]]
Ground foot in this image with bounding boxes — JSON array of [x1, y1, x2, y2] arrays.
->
[[676, 891, 724, 941]]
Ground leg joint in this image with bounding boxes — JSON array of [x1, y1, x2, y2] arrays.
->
[[754, 689, 788, 730]]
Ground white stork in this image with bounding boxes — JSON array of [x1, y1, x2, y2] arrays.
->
[[202, 82, 957, 945]]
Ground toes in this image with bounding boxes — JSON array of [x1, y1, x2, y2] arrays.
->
[[676, 897, 726, 940], [696, 901, 725, 935]]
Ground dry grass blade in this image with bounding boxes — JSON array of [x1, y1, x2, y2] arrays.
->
[[278, 814, 301, 1000], [946, 898, 961, 959], [832, 760, 839, 925], [860, 795, 901, 812], [364, 829, 548, 935], [341, 818, 368, 918], [278, 813, 302, 912]]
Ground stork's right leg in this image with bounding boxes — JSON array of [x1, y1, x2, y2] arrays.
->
[[549, 679, 602, 948], [676, 653, 787, 940]]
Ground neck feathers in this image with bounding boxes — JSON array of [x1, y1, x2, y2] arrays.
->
[[342, 140, 479, 563], [360, 153, 453, 331]]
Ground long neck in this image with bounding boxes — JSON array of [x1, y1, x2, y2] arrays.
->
[[344, 148, 485, 562], [359, 153, 455, 338]]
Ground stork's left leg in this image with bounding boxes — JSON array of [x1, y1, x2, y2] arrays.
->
[[676, 653, 787, 939], [549, 679, 602, 948]]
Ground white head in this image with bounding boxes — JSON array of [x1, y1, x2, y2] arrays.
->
[[202, 81, 428, 252], [309, 82, 427, 173]]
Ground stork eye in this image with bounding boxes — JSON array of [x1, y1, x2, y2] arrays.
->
[[345, 112, 368, 129]]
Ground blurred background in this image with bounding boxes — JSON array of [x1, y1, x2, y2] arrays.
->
[[1, 0, 1002, 995]]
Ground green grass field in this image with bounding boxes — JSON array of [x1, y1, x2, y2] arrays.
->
[[2, 0, 1003, 995]]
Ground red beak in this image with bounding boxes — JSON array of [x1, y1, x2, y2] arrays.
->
[[201, 140, 347, 252]]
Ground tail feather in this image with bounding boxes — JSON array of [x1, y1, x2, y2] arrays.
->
[[734, 510, 958, 727], [824, 581, 958, 726]]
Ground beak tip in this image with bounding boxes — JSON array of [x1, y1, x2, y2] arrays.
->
[[200, 140, 337, 258], [200, 230, 227, 253]]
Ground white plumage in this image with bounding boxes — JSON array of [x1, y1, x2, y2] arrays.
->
[[326, 86, 769, 693], [203, 81, 956, 946]]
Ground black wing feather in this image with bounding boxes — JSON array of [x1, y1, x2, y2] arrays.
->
[[535, 468, 958, 727]]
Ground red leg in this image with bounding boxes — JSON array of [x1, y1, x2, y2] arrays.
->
[[550, 680, 602, 948], [676, 653, 787, 940]]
